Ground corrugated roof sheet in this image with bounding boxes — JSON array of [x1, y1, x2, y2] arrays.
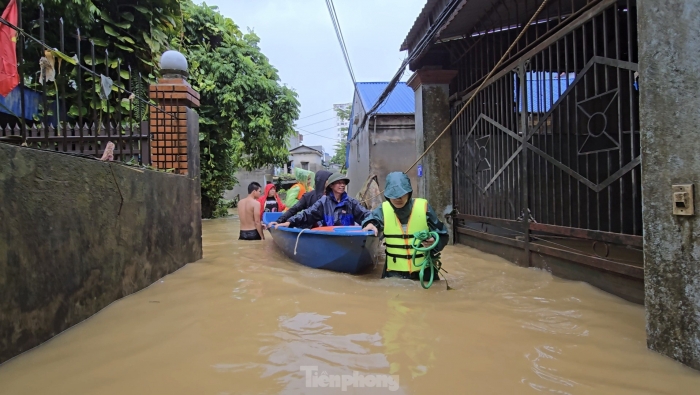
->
[[400, 0, 446, 51], [355, 82, 415, 115]]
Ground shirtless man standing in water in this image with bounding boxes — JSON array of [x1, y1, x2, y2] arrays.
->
[[238, 182, 265, 240]]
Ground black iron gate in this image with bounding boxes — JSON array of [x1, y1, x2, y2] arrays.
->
[[450, 0, 643, 280]]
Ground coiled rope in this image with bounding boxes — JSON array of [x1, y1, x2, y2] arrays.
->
[[411, 230, 451, 290]]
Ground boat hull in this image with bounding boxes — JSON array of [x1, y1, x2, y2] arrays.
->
[[263, 212, 379, 274]]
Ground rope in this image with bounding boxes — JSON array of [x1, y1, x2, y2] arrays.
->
[[358, 0, 553, 205], [293, 229, 308, 255], [404, 0, 552, 173], [410, 231, 451, 290]]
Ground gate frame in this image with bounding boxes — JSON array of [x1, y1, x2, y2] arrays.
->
[[446, 0, 644, 303]]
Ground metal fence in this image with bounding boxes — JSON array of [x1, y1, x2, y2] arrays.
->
[[446, 0, 642, 279], [0, 2, 177, 164]]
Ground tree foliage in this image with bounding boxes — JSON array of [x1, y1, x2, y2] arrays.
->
[[331, 105, 350, 169], [10, 0, 180, 124], [18, 0, 179, 79], [175, 0, 300, 218], [7, 0, 300, 218]]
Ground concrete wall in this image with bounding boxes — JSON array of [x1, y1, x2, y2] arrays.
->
[[224, 167, 274, 201], [0, 144, 202, 364], [347, 91, 370, 197], [369, 116, 417, 193], [638, 0, 700, 371]]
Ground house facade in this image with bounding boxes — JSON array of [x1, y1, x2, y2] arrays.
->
[[288, 144, 324, 173], [345, 82, 417, 197]]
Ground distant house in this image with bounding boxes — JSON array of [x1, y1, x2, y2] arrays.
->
[[289, 144, 324, 173], [345, 82, 416, 197], [225, 130, 306, 201]]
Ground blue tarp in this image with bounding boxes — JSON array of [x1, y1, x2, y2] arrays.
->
[[0, 85, 48, 122]]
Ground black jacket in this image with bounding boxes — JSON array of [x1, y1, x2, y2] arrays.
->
[[277, 170, 333, 223]]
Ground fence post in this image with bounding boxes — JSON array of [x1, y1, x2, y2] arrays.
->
[[149, 50, 200, 176]]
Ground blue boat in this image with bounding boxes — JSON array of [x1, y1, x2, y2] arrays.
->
[[262, 212, 379, 274]]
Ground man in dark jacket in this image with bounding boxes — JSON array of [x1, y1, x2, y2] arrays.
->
[[273, 173, 370, 229], [270, 170, 333, 227]]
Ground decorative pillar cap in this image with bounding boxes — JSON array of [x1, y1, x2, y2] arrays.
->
[[407, 68, 457, 91], [159, 50, 189, 79]]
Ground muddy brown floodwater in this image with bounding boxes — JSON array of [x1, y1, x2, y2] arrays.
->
[[1, 216, 700, 395]]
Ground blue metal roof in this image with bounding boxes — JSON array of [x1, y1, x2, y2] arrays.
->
[[355, 82, 415, 115], [514, 72, 575, 113]]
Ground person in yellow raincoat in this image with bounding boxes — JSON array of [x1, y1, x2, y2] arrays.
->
[[284, 167, 314, 208]]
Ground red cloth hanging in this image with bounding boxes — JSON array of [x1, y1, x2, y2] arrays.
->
[[0, 0, 19, 97]]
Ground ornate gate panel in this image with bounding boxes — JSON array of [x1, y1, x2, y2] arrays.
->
[[450, 1, 642, 280]]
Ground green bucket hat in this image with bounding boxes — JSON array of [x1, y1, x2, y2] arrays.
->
[[383, 172, 413, 199], [325, 172, 350, 189]]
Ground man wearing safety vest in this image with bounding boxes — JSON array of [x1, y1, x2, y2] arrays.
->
[[362, 172, 449, 280]]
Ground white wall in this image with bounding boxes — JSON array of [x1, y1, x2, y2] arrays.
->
[[290, 151, 323, 173]]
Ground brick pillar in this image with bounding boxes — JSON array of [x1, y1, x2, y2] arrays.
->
[[149, 77, 200, 175]]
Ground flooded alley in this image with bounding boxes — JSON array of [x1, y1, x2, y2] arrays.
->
[[0, 216, 698, 394]]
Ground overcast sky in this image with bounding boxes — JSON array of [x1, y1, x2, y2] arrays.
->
[[196, 0, 427, 154]]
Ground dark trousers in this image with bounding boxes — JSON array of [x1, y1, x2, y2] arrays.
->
[[239, 230, 262, 240]]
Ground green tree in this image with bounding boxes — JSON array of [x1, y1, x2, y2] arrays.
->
[[8, 0, 299, 218], [331, 105, 350, 171], [13, 0, 180, 122], [175, 1, 300, 218]]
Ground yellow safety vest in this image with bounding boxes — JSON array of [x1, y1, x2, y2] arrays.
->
[[382, 198, 428, 273]]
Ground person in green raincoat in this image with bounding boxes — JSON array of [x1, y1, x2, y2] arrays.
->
[[284, 168, 315, 208], [362, 172, 449, 280]]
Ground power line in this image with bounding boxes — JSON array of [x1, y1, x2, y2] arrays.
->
[[295, 116, 336, 129], [297, 125, 344, 140], [297, 131, 339, 141], [297, 108, 334, 120], [297, 124, 342, 136], [328, 0, 354, 82], [325, 0, 356, 85], [349, 0, 466, 143], [328, 0, 355, 84]]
